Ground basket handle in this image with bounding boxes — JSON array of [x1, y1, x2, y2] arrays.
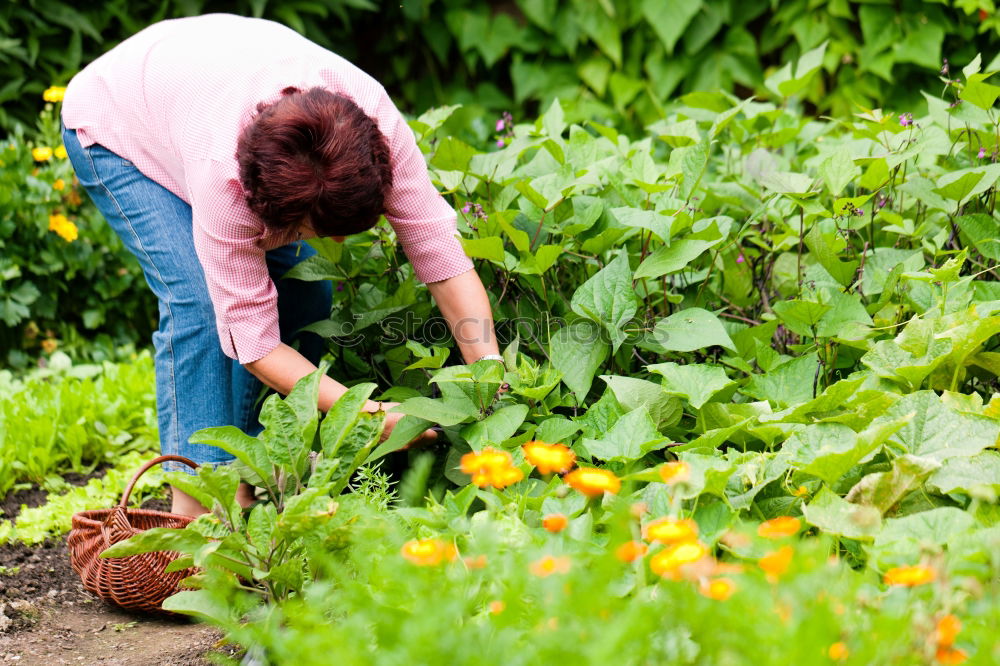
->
[[119, 455, 199, 509]]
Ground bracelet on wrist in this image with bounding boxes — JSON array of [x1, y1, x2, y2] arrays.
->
[[476, 354, 505, 364]]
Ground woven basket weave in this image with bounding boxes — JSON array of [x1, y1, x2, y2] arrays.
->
[[67, 454, 200, 613]]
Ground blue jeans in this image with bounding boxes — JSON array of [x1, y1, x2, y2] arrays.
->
[[62, 127, 332, 474]]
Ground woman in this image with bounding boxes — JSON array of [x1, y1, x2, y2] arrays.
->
[[61, 14, 502, 517]]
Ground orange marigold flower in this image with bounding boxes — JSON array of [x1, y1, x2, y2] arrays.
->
[[936, 614, 961, 648], [488, 600, 506, 615], [757, 516, 801, 539], [615, 541, 647, 562], [460, 447, 523, 489], [400, 538, 456, 566], [463, 554, 488, 570], [54, 144, 68, 159], [883, 565, 936, 587], [699, 577, 736, 601], [828, 642, 849, 661], [40, 339, 58, 354], [935, 647, 968, 665], [52, 178, 65, 191], [32, 146, 53, 162], [530, 555, 571, 577], [522, 440, 576, 475], [42, 86, 66, 103], [659, 461, 690, 484], [542, 513, 568, 533], [643, 517, 699, 544], [564, 467, 620, 498], [649, 541, 708, 576], [759, 545, 794, 580]]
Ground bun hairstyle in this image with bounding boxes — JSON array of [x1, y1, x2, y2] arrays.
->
[[237, 86, 393, 236]]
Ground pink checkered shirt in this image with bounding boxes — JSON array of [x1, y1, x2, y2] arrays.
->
[[62, 14, 473, 364]]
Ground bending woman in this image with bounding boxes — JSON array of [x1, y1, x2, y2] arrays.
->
[[61, 14, 501, 517]]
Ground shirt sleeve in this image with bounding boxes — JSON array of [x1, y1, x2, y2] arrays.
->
[[185, 159, 282, 364], [374, 90, 474, 284]]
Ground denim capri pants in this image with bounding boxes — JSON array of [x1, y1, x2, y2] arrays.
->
[[61, 126, 331, 474]]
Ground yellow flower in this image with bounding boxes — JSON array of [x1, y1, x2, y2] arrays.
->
[[488, 600, 505, 615], [759, 545, 794, 580], [522, 440, 576, 475], [699, 577, 736, 601], [658, 461, 690, 484], [828, 642, 849, 661], [649, 541, 708, 576], [883, 565, 936, 587], [48, 214, 78, 242], [530, 555, 571, 577], [542, 513, 568, 533], [400, 538, 456, 566], [54, 145, 68, 159], [32, 146, 53, 162], [757, 516, 801, 539], [792, 485, 809, 498], [563, 467, 620, 498], [614, 541, 647, 563], [460, 447, 523, 489], [40, 339, 58, 354], [53, 178, 65, 191], [43, 86, 66, 103], [936, 614, 961, 648], [643, 517, 699, 544]]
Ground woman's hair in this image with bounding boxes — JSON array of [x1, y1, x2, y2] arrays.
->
[[237, 87, 392, 236]]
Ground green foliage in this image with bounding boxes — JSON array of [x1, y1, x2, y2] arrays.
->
[[0, 101, 156, 366], [0, 352, 157, 498]]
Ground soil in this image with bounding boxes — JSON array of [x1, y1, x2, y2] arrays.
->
[[1, 466, 111, 523], [0, 490, 240, 665]]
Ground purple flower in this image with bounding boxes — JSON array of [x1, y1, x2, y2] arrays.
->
[[496, 138, 505, 148], [899, 113, 913, 127], [854, 207, 864, 216], [496, 118, 505, 132], [336, 282, 345, 292], [979, 146, 987, 159], [877, 196, 888, 209], [462, 203, 472, 214], [736, 254, 745, 264]]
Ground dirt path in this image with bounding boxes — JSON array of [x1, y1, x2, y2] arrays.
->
[[0, 539, 238, 665]]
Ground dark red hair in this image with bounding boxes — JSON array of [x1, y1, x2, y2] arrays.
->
[[237, 87, 392, 236]]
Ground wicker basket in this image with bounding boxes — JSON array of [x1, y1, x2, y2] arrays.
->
[[67, 454, 200, 614]]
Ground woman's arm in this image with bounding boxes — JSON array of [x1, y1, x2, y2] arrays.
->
[[426, 268, 500, 363]]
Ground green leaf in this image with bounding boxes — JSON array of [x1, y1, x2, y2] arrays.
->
[[161, 590, 239, 626], [610, 207, 672, 240], [430, 136, 477, 172], [570, 253, 638, 352], [634, 238, 718, 279], [880, 391, 999, 462], [328, 411, 386, 495], [874, 507, 976, 555], [550, 321, 610, 399], [319, 383, 377, 458], [928, 451, 1000, 495], [541, 98, 566, 139], [765, 41, 828, 98], [101, 526, 208, 558], [844, 454, 939, 514], [643, 0, 701, 54], [600, 375, 683, 428], [803, 487, 882, 539], [189, 426, 271, 487], [772, 300, 831, 338], [460, 236, 506, 263], [647, 362, 734, 409], [651, 308, 736, 352], [461, 404, 529, 448], [582, 407, 667, 463], [367, 415, 434, 463], [392, 397, 478, 426], [742, 353, 820, 408], [960, 78, 1000, 110], [933, 170, 985, 202], [819, 148, 859, 197], [955, 214, 1000, 260]]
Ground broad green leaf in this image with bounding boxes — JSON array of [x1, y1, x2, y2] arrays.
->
[[551, 321, 610, 399], [161, 590, 239, 626], [319, 383, 378, 458], [571, 253, 638, 352], [805, 226, 860, 287], [675, 452, 736, 500], [101, 526, 208, 558], [392, 397, 478, 426], [647, 362, 735, 409], [582, 407, 667, 463], [772, 300, 831, 338], [960, 78, 1000, 110], [634, 238, 719, 279], [651, 308, 736, 352], [742, 353, 820, 408], [643, 0, 701, 54], [880, 391, 999, 462], [367, 415, 434, 463], [803, 487, 882, 539], [933, 170, 984, 202], [874, 507, 976, 556], [819, 147, 858, 197], [844, 454, 939, 514], [329, 411, 385, 495], [541, 98, 566, 138], [928, 450, 1000, 495], [461, 404, 529, 448], [955, 214, 1000, 260], [600, 375, 683, 427], [460, 236, 506, 263], [189, 426, 270, 487], [430, 136, 477, 171], [611, 207, 672, 240]]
